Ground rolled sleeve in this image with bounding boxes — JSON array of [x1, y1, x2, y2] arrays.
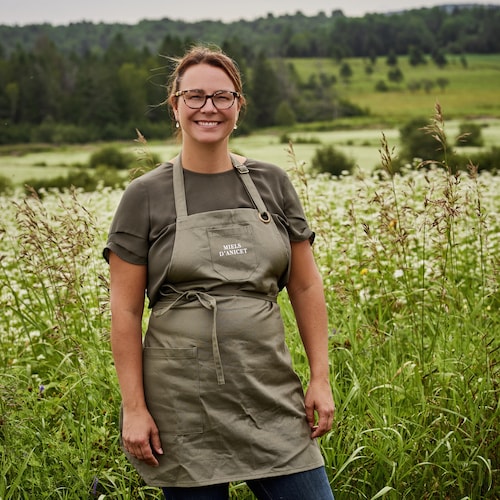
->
[[103, 179, 150, 264]]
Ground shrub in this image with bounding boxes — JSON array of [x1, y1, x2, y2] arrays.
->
[[399, 116, 450, 165], [280, 134, 321, 145], [89, 146, 134, 170], [467, 146, 500, 174], [455, 122, 484, 147], [310, 144, 355, 177], [375, 80, 389, 92], [388, 67, 404, 84], [0, 174, 13, 195], [24, 170, 98, 195], [94, 165, 127, 188]]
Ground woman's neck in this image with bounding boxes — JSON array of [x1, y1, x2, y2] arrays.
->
[[180, 143, 233, 174]]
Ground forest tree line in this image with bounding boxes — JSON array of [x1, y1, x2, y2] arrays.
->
[[0, 4, 499, 144]]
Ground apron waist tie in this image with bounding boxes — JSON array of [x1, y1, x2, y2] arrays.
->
[[155, 285, 225, 385], [155, 286, 278, 385]]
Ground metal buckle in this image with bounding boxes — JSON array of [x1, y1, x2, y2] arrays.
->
[[258, 211, 271, 223]]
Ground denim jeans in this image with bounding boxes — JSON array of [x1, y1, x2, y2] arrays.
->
[[162, 466, 334, 500]]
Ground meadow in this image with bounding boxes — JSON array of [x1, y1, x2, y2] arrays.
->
[[289, 54, 500, 121], [0, 108, 498, 498], [1, 53, 500, 187], [2, 116, 500, 189]]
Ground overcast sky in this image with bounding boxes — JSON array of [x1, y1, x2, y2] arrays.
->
[[2, 0, 498, 26]]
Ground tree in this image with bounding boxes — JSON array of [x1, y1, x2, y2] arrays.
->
[[408, 45, 426, 66], [432, 49, 447, 68], [386, 50, 398, 66], [116, 63, 148, 122], [436, 77, 449, 91], [274, 101, 296, 126], [5, 82, 19, 121], [388, 67, 404, 84], [375, 80, 389, 92], [247, 51, 281, 127], [407, 79, 422, 93], [339, 62, 353, 83]]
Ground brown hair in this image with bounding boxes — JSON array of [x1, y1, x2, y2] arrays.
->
[[167, 45, 246, 111]]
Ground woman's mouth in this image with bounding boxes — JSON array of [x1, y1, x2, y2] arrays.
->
[[196, 121, 220, 127]]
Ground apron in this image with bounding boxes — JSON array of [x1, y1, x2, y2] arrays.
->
[[125, 155, 324, 487]]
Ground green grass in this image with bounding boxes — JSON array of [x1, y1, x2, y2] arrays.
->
[[0, 112, 498, 498], [1, 53, 499, 187], [1, 117, 500, 186], [287, 54, 500, 120]]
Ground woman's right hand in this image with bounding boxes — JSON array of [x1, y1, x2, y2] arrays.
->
[[109, 253, 162, 466], [122, 407, 164, 467]]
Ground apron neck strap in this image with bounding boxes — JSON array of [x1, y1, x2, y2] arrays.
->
[[230, 154, 271, 223], [172, 154, 188, 217], [172, 153, 271, 223]]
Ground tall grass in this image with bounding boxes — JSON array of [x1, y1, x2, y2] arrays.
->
[[284, 105, 499, 499], [0, 110, 498, 498]]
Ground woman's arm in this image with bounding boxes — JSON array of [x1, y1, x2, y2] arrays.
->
[[109, 251, 163, 466], [286, 240, 335, 438]]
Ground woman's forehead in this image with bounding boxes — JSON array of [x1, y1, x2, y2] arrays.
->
[[180, 64, 233, 88]]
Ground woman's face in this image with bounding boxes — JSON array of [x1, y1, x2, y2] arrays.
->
[[173, 63, 240, 146]]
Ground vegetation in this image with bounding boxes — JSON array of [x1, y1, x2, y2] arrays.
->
[[1, 5, 499, 58], [310, 144, 356, 177], [0, 112, 498, 498], [0, 6, 500, 144], [456, 121, 485, 147], [0, 6, 499, 494]]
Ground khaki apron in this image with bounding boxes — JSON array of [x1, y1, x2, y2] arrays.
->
[[125, 155, 324, 487]]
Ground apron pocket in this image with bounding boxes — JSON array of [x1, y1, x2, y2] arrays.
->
[[207, 224, 257, 281], [143, 347, 203, 435]]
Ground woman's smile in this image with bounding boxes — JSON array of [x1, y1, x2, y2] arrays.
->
[[196, 120, 221, 127]]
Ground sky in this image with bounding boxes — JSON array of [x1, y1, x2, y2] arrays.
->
[[1, 0, 499, 26]]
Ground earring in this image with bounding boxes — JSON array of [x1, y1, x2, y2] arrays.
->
[[175, 122, 180, 128], [233, 124, 238, 130]]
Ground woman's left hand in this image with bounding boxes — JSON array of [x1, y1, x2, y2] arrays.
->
[[305, 378, 335, 438]]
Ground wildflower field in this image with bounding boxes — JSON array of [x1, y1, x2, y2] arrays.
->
[[0, 125, 499, 498]]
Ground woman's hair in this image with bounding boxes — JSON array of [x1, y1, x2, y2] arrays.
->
[[167, 45, 247, 111]]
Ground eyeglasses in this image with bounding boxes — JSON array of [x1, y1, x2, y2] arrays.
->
[[174, 89, 240, 110]]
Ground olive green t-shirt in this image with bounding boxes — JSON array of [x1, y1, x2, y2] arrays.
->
[[104, 158, 313, 307]]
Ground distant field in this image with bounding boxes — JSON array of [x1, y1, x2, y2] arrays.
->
[[1, 117, 499, 185], [1, 53, 499, 185], [286, 54, 500, 120]]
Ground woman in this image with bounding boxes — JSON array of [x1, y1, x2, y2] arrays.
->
[[104, 45, 335, 500]]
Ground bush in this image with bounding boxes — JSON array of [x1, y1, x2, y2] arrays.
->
[[24, 170, 97, 195], [89, 146, 134, 170], [399, 117, 450, 165], [455, 122, 484, 147], [0, 174, 14, 195], [375, 80, 389, 92], [24, 165, 129, 195], [310, 144, 355, 177], [94, 165, 127, 188], [464, 146, 500, 174], [279, 134, 321, 145]]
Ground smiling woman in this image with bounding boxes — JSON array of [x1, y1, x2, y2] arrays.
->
[[103, 44, 336, 500]]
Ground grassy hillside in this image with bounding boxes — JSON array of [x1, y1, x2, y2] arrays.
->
[[0, 53, 499, 185], [286, 54, 500, 121], [2, 117, 499, 185]]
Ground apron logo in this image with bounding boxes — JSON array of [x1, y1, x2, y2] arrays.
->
[[219, 242, 249, 257]]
